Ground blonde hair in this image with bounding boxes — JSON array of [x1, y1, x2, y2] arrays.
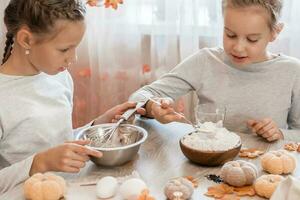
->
[[222, 0, 283, 30], [2, 0, 86, 64]]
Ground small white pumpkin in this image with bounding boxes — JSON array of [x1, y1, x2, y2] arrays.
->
[[164, 177, 194, 200], [120, 178, 147, 200], [220, 160, 258, 187], [96, 176, 118, 199], [254, 175, 284, 199], [261, 150, 296, 174]]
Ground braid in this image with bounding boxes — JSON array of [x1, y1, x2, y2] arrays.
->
[[2, 0, 85, 64], [3, 0, 85, 38], [2, 33, 14, 65]]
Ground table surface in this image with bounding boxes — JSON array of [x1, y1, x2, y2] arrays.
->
[[3, 119, 300, 200]]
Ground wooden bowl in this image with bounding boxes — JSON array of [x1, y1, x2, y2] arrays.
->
[[179, 136, 242, 166]]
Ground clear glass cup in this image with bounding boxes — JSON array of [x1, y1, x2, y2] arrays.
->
[[195, 103, 226, 128]]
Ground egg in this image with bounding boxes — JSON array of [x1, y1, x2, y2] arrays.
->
[[120, 178, 148, 200], [96, 176, 118, 199]]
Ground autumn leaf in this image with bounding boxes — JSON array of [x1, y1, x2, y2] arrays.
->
[[86, 0, 99, 7], [233, 185, 256, 196], [205, 183, 234, 199], [239, 148, 264, 158], [104, 0, 123, 9], [284, 143, 299, 151], [78, 68, 91, 77], [137, 189, 156, 200], [142, 64, 151, 74], [218, 194, 240, 200]]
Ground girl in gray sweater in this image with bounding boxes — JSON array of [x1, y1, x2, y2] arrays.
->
[[130, 0, 300, 142]]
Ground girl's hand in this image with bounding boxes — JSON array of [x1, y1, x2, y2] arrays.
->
[[247, 118, 284, 142], [93, 102, 146, 124], [149, 97, 184, 124], [30, 140, 102, 175]]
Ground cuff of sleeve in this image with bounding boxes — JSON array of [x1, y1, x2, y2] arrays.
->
[[0, 154, 35, 194], [279, 129, 300, 141], [23, 155, 35, 178], [129, 90, 154, 102]]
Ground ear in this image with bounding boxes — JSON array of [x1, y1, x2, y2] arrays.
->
[[270, 22, 284, 42], [15, 26, 35, 50]]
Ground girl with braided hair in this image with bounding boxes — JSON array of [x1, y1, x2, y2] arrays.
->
[[0, 0, 145, 194]]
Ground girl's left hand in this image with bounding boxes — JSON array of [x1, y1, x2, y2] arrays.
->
[[247, 118, 284, 142], [93, 102, 146, 125]]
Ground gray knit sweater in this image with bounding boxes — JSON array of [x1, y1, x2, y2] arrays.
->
[[130, 47, 300, 141]]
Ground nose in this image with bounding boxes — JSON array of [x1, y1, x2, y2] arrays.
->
[[233, 39, 246, 53], [65, 49, 78, 67]]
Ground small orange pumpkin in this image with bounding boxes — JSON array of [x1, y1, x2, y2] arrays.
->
[[254, 175, 283, 199], [261, 150, 296, 174], [24, 173, 66, 200]]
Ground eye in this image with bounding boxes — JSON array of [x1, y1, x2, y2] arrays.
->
[[247, 38, 258, 43], [60, 48, 69, 53], [226, 33, 236, 38]]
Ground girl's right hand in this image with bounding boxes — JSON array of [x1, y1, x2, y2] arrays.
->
[[149, 97, 184, 124], [30, 140, 102, 175]]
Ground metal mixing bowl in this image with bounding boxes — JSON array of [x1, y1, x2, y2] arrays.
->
[[76, 123, 148, 167]]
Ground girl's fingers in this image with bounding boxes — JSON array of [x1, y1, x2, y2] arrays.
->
[[112, 106, 146, 122], [119, 102, 137, 112], [67, 159, 86, 169], [114, 115, 122, 120], [261, 128, 276, 138], [257, 122, 274, 135], [252, 119, 271, 134], [61, 165, 81, 173], [152, 106, 165, 116], [136, 108, 146, 115], [266, 133, 280, 142], [161, 100, 173, 109], [166, 114, 184, 123], [111, 115, 122, 123], [71, 145, 102, 158], [68, 151, 90, 162], [253, 124, 263, 135]]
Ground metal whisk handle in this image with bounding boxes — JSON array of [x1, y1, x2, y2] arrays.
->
[[121, 101, 147, 121]]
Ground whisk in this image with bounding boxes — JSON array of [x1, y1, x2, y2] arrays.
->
[[86, 101, 147, 146]]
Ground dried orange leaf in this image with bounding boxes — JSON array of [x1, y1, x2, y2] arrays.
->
[[218, 194, 240, 200], [284, 143, 298, 151], [234, 185, 256, 196], [86, 0, 99, 6], [104, 0, 123, 9], [205, 183, 234, 198], [239, 148, 264, 158], [138, 189, 156, 200], [184, 176, 199, 188]]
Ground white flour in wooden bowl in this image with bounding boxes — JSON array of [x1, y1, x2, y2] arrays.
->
[[181, 122, 241, 152]]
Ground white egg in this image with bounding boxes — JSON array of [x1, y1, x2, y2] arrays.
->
[[120, 178, 148, 200], [96, 176, 118, 199]]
